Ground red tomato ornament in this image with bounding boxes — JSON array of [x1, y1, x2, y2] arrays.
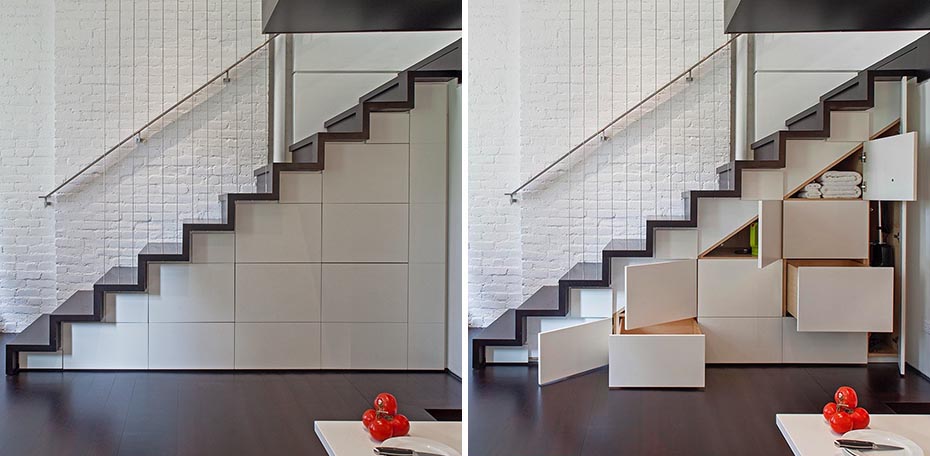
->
[[391, 414, 410, 437], [829, 410, 854, 434], [822, 402, 838, 420], [834, 386, 858, 409], [374, 393, 399, 415], [362, 408, 377, 428], [368, 418, 393, 441], [850, 407, 870, 430]]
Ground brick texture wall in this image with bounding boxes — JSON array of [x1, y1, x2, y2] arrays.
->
[[468, 0, 730, 327]]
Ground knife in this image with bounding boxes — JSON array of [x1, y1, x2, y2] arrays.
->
[[373, 446, 445, 456], [835, 439, 905, 451]]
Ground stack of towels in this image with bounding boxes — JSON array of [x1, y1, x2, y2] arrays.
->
[[796, 171, 862, 199]]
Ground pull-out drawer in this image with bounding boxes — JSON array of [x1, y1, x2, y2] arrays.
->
[[783, 200, 869, 259], [608, 316, 704, 388], [698, 317, 782, 363], [786, 261, 893, 332], [781, 317, 867, 363]]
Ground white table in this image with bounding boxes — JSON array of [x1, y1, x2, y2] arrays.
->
[[314, 420, 462, 456], [776, 414, 930, 455]]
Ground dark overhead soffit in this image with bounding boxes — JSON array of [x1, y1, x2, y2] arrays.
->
[[262, 0, 461, 34], [725, 0, 930, 33]]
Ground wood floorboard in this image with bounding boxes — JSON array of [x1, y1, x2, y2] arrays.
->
[[0, 334, 460, 456], [468, 330, 930, 456]]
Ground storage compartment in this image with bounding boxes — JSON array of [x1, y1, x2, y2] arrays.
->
[[786, 260, 893, 332], [698, 317, 782, 363], [608, 315, 705, 388], [697, 259, 782, 317], [699, 219, 757, 259], [783, 200, 869, 259], [782, 317, 867, 363]]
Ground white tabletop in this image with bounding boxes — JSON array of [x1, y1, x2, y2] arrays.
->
[[776, 414, 930, 455], [314, 420, 462, 456]]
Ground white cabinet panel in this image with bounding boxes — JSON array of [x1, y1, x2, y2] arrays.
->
[[19, 351, 62, 369], [758, 200, 783, 269], [148, 264, 234, 323], [367, 113, 410, 144], [783, 140, 862, 197], [609, 318, 704, 388], [410, 143, 447, 204], [410, 203, 447, 263], [104, 293, 148, 323], [149, 323, 234, 369], [409, 263, 446, 323], [321, 323, 407, 369], [62, 322, 148, 369], [236, 203, 322, 263], [321, 143, 409, 203], [410, 83, 448, 144], [235, 323, 322, 369], [654, 229, 698, 259], [486, 347, 528, 363], [570, 288, 613, 318], [698, 259, 783, 317], [697, 198, 759, 255], [862, 132, 918, 201], [787, 264, 893, 332], [538, 318, 611, 385], [322, 264, 408, 322], [828, 112, 870, 142], [783, 200, 869, 259], [236, 264, 322, 322], [698, 317, 783, 363], [322, 204, 408, 262], [781, 317, 868, 363], [191, 233, 235, 264], [279, 172, 322, 203], [740, 170, 785, 201], [408, 323, 445, 369], [624, 260, 696, 330]]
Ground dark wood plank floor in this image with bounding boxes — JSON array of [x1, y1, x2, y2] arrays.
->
[[468, 330, 930, 456], [0, 334, 461, 456]]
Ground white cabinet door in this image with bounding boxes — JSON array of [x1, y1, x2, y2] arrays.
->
[[538, 318, 612, 385], [862, 132, 917, 201], [624, 260, 696, 330], [782, 200, 869, 259], [758, 200, 782, 268]]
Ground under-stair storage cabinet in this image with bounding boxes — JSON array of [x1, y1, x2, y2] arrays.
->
[[782, 200, 869, 259], [609, 316, 705, 388], [786, 261, 893, 332]]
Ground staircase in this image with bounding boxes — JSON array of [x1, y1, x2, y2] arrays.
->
[[6, 40, 462, 375], [472, 34, 930, 369]]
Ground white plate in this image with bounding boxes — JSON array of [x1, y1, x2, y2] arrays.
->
[[380, 436, 461, 456], [841, 429, 924, 456]]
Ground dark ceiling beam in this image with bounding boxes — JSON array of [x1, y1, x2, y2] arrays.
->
[[262, 0, 461, 34], [725, 0, 930, 33]]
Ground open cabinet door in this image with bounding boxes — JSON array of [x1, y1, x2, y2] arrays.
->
[[537, 318, 612, 385], [862, 132, 917, 201], [758, 201, 782, 269], [624, 260, 696, 330]]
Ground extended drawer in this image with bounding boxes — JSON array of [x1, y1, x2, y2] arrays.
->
[[608, 316, 704, 388], [783, 200, 869, 259], [786, 260, 893, 332]]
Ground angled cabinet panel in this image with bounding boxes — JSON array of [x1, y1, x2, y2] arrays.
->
[[862, 132, 917, 201], [624, 260, 696, 330], [538, 318, 611, 385], [758, 200, 782, 269]]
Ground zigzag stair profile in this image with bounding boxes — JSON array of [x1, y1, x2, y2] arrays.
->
[[472, 34, 930, 369], [5, 40, 462, 375]]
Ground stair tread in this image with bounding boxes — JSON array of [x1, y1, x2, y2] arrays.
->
[[52, 291, 94, 317], [8, 315, 51, 348], [517, 286, 559, 312], [139, 242, 183, 255], [560, 262, 603, 281], [95, 267, 139, 286], [473, 309, 516, 341], [182, 218, 226, 226], [603, 238, 647, 252]]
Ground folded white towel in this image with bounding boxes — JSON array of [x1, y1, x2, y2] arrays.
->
[[796, 190, 822, 199], [821, 184, 861, 194], [818, 170, 862, 185], [804, 183, 822, 191], [821, 186, 862, 199]]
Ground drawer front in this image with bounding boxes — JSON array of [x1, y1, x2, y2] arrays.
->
[[790, 266, 893, 332], [608, 333, 705, 388], [783, 200, 869, 259], [698, 259, 782, 317], [698, 317, 782, 363], [781, 317, 867, 363]]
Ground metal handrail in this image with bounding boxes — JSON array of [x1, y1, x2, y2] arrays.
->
[[40, 33, 280, 205], [506, 33, 740, 201]]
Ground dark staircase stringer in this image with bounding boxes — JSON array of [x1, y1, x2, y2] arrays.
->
[[5, 39, 462, 375]]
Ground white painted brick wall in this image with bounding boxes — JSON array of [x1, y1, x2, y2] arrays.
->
[[469, 0, 730, 327]]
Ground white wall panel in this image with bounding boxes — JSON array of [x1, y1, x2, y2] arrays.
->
[[410, 143, 448, 204], [754, 32, 924, 72], [410, 203, 446, 263], [148, 323, 234, 369], [235, 322, 322, 369], [236, 203, 322, 263], [322, 204, 408, 262], [292, 32, 461, 71], [409, 263, 446, 323], [321, 264, 408, 322], [148, 264, 235, 323], [190, 233, 235, 264], [236, 264, 322, 322], [410, 83, 449, 144], [408, 323, 445, 369], [321, 322, 408, 369], [293, 73, 392, 141], [367, 113, 410, 144], [321, 143, 409, 203], [699, 317, 783, 363], [62, 322, 148, 369], [279, 172, 323, 203]]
